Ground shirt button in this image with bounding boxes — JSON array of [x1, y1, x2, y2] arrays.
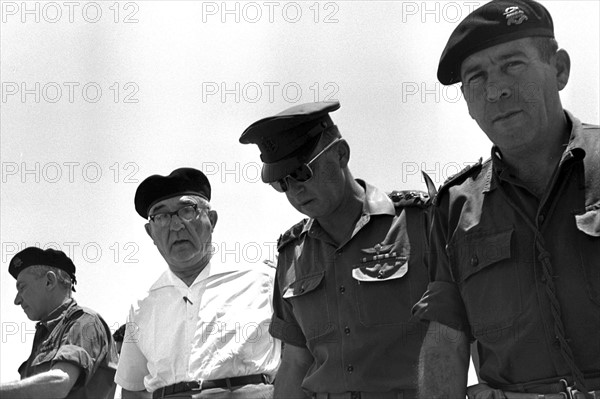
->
[[344, 326, 351, 335], [346, 364, 354, 373], [471, 255, 479, 267], [339, 285, 346, 294]]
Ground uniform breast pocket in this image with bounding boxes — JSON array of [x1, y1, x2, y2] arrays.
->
[[353, 256, 414, 327], [451, 226, 521, 335], [283, 271, 333, 341]]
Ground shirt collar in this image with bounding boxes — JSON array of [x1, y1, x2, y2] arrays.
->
[[485, 110, 584, 193], [150, 260, 236, 291], [39, 298, 76, 332], [301, 179, 395, 238]]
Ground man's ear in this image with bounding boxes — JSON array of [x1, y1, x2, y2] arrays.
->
[[144, 223, 156, 245], [45, 271, 58, 290], [554, 49, 570, 91], [208, 210, 218, 231], [337, 139, 350, 168]]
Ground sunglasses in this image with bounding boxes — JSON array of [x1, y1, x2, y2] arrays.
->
[[270, 138, 342, 193]]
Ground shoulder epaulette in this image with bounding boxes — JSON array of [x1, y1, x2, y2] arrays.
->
[[434, 157, 486, 205], [277, 218, 308, 251], [388, 190, 431, 209]]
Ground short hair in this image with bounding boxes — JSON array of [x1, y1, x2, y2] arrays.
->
[[26, 265, 74, 291], [531, 37, 559, 63]]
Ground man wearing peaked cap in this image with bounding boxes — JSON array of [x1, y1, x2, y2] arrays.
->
[[1, 247, 118, 399], [412, 1, 600, 398], [116, 167, 281, 398], [241, 101, 434, 399]]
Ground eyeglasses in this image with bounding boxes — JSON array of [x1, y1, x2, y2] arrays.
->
[[148, 204, 205, 227], [270, 138, 342, 193]]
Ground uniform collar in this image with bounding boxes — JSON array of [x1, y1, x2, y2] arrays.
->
[[302, 179, 395, 238], [38, 298, 76, 332], [484, 110, 585, 193], [150, 260, 236, 291]]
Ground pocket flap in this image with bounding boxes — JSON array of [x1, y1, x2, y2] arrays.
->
[[575, 207, 600, 237], [458, 227, 513, 282], [283, 272, 325, 299]]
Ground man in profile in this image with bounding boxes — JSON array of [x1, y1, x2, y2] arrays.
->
[[1, 247, 117, 399]]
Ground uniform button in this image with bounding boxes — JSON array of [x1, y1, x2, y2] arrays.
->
[[299, 285, 305, 293], [339, 285, 346, 294], [539, 214, 545, 223], [471, 255, 479, 267], [346, 364, 354, 373], [344, 326, 351, 335]]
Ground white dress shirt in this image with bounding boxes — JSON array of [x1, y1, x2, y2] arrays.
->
[[115, 260, 281, 392]]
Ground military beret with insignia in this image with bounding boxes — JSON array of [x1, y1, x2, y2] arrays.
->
[[239, 101, 340, 183], [9, 247, 77, 283], [135, 167, 211, 219], [438, 0, 554, 85]]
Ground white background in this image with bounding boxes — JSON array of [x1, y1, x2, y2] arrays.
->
[[1, 0, 598, 386]]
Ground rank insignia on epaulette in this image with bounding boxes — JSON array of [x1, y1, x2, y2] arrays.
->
[[352, 243, 408, 282]]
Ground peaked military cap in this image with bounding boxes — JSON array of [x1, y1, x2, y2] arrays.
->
[[239, 101, 341, 183], [438, 0, 554, 85], [9, 247, 77, 284], [135, 167, 211, 219]]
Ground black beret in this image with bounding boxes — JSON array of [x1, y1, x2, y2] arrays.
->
[[134, 167, 211, 219], [9, 247, 77, 284], [239, 101, 340, 183], [438, 0, 554, 85]]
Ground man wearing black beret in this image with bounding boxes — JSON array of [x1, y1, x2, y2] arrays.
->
[[240, 101, 434, 399], [412, 1, 600, 398], [1, 247, 118, 398], [116, 168, 280, 398]]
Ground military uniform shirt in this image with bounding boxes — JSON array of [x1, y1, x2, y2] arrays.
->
[[19, 299, 118, 399], [413, 112, 600, 391], [270, 180, 429, 394]]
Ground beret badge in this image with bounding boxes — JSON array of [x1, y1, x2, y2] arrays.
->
[[504, 6, 528, 25], [13, 257, 23, 269]]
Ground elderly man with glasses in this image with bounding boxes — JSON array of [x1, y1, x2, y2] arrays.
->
[[240, 101, 433, 399], [115, 168, 281, 399]]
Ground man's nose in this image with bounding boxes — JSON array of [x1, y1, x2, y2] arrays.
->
[[485, 73, 513, 102], [169, 214, 186, 231]]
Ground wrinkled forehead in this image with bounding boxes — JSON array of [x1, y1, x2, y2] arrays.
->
[[148, 195, 207, 214]]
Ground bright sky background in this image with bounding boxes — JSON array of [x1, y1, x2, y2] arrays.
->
[[1, 0, 598, 386]]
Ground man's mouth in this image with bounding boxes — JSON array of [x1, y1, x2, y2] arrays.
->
[[493, 110, 521, 123], [171, 239, 190, 247]]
